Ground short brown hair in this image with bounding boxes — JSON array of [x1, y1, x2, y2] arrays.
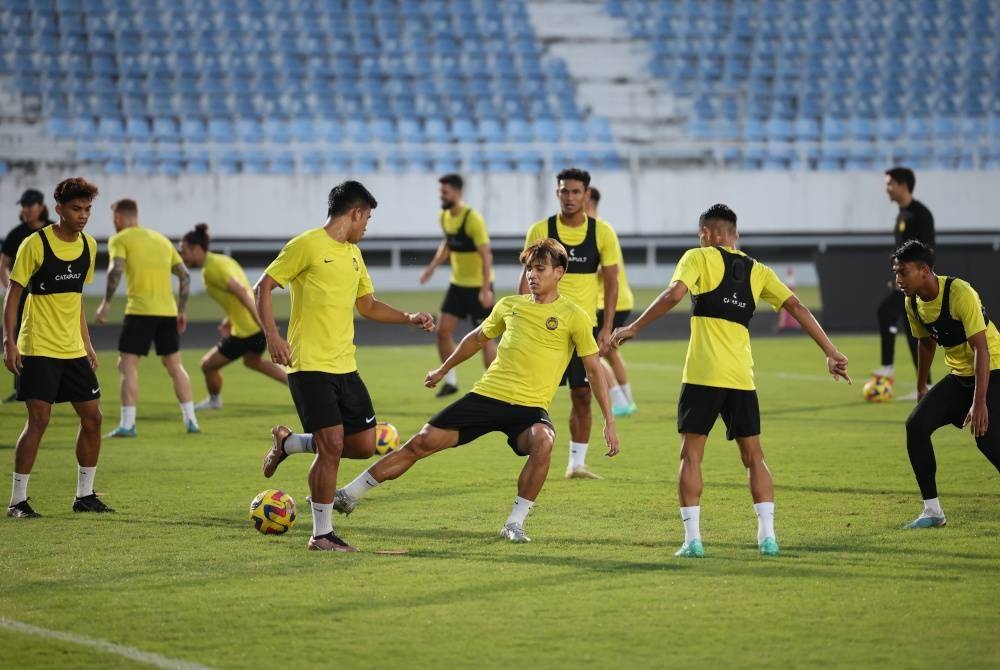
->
[[519, 238, 568, 271], [438, 173, 463, 191], [53, 177, 99, 204], [111, 198, 138, 216]]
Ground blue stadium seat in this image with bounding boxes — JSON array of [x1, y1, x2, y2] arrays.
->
[[477, 118, 503, 143]]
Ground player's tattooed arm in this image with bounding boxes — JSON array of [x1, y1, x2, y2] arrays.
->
[[104, 258, 124, 301], [172, 262, 190, 313]]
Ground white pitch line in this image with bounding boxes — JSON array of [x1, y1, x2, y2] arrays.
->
[[0, 618, 214, 670]]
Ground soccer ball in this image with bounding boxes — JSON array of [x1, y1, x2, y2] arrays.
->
[[863, 376, 894, 403], [374, 421, 399, 456], [249, 489, 296, 535]]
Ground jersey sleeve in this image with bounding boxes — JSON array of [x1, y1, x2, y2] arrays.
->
[[596, 221, 621, 267], [85, 234, 97, 284], [904, 299, 930, 339], [757, 263, 794, 311], [8, 234, 42, 287], [670, 248, 702, 292], [523, 221, 546, 250], [950, 279, 988, 339], [169, 243, 182, 267], [480, 297, 510, 340], [468, 210, 490, 246], [571, 307, 600, 357], [263, 236, 308, 288], [107, 232, 125, 260], [355, 251, 374, 298], [0, 228, 19, 259]]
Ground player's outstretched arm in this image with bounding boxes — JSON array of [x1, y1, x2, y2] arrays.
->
[[171, 262, 190, 333], [425, 327, 488, 388], [611, 279, 688, 347], [2, 280, 24, 374], [95, 257, 124, 324], [356, 294, 435, 331], [227, 276, 265, 331], [582, 353, 620, 456], [965, 331, 990, 437], [781, 295, 851, 383], [254, 273, 291, 366]]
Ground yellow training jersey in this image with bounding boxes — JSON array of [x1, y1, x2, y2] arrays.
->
[[441, 207, 493, 287], [202, 251, 260, 338], [524, 215, 621, 326], [904, 275, 1000, 377], [108, 226, 182, 316], [597, 239, 635, 312], [263, 228, 374, 374], [472, 294, 598, 408], [10, 227, 97, 358], [672, 246, 793, 390]]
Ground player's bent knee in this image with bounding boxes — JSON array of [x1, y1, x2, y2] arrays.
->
[[80, 409, 102, 432]]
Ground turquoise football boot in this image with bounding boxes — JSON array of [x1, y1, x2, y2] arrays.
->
[[674, 538, 705, 558]]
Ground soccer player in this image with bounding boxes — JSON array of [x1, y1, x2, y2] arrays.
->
[[1, 189, 54, 403], [419, 173, 496, 397], [519, 168, 621, 479], [588, 186, 637, 417], [333, 238, 620, 543], [178, 223, 287, 409], [3, 177, 113, 517], [892, 240, 1000, 529], [874, 167, 935, 393], [611, 204, 850, 557], [95, 199, 198, 435], [255, 181, 435, 552]]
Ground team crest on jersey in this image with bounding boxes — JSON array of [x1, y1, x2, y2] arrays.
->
[[546, 316, 559, 330], [352, 257, 360, 271], [898, 221, 906, 232]]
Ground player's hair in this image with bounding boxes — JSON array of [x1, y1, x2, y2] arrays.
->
[[589, 186, 601, 205], [182, 223, 211, 251], [21, 205, 54, 225], [328, 180, 378, 217], [520, 238, 569, 271], [699, 203, 737, 230], [885, 167, 916, 193], [892, 239, 935, 269], [53, 177, 99, 204], [438, 173, 463, 191], [556, 167, 591, 187], [111, 198, 138, 216]]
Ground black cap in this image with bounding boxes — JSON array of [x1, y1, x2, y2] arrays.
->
[[18, 189, 44, 206]]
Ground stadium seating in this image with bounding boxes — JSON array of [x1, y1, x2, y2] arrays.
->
[[3, 0, 623, 175], [609, 0, 999, 170]]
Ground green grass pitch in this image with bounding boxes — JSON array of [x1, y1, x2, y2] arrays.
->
[[1, 335, 998, 669]]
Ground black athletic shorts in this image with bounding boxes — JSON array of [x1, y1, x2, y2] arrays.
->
[[428, 392, 554, 455], [596, 309, 631, 331], [677, 383, 761, 440], [119, 314, 180, 356], [559, 327, 599, 389], [217, 331, 267, 361], [287, 370, 376, 435], [441, 283, 493, 325], [17, 355, 101, 404]]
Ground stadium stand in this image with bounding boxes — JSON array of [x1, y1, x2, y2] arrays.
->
[[609, 0, 1000, 170]]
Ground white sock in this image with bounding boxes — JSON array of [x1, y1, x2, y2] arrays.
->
[[10, 472, 29, 506], [505, 496, 534, 527], [622, 383, 634, 405], [121, 406, 136, 429], [311, 500, 334, 538], [569, 441, 589, 469], [180, 401, 196, 423], [609, 385, 628, 407], [76, 466, 96, 498], [680, 505, 701, 543], [923, 497, 944, 517], [209, 394, 221, 404], [754, 501, 776, 543], [342, 469, 381, 501], [284, 433, 315, 454], [444, 369, 458, 387]]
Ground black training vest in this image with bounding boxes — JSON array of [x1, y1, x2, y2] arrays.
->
[[547, 215, 599, 274], [442, 208, 476, 252], [691, 247, 756, 328], [909, 277, 988, 348], [27, 228, 90, 296]]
